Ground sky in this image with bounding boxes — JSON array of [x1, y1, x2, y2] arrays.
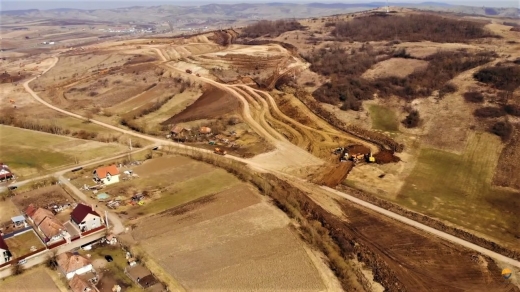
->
[[1, 0, 519, 10]]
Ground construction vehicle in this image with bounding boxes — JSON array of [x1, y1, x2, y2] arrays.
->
[[366, 152, 376, 163], [186, 69, 192, 74], [332, 147, 343, 155], [214, 147, 226, 155]]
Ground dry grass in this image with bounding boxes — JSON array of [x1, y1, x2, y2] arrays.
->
[[361, 58, 428, 80], [4, 230, 44, 258], [0, 199, 20, 224], [0, 267, 60, 292], [132, 183, 326, 291]]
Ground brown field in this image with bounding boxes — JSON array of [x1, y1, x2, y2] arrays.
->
[[161, 86, 240, 124], [0, 199, 20, 224], [0, 267, 61, 292], [361, 58, 429, 80], [131, 183, 330, 291], [12, 185, 76, 211]]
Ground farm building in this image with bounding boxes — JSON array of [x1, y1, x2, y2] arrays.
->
[[170, 124, 191, 141], [71, 204, 102, 232], [0, 163, 13, 181], [0, 235, 12, 265], [93, 165, 120, 185], [57, 252, 94, 279]]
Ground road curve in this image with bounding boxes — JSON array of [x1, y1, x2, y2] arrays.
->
[[21, 52, 520, 269]]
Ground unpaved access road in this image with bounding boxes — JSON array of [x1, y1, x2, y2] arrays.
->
[[22, 53, 520, 270]]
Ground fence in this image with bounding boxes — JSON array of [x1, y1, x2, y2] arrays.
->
[[81, 225, 106, 237], [2, 226, 33, 239]]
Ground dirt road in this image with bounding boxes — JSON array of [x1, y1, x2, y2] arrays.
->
[[23, 52, 520, 271]]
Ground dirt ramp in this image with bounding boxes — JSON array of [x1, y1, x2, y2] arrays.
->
[[161, 86, 239, 124], [311, 162, 354, 188]]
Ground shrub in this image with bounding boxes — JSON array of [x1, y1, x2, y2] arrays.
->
[[463, 91, 484, 103], [241, 20, 305, 38], [474, 106, 506, 118], [504, 104, 520, 117], [331, 14, 497, 43], [473, 65, 520, 91], [490, 121, 513, 141], [438, 82, 458, 98], [402, 110, 420, 128]]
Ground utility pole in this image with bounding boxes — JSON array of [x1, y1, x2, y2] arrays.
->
[[105, 210, 109, 229], [128, 138, 133, 162]]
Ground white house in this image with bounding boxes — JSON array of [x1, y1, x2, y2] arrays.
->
[[92, 165, 120, 185], [0, 236, 12, 265], [57, 252, 93, 279], [70, 204, 103, 233]]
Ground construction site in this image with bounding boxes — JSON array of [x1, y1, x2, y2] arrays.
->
[[1, 6, 520, 292]]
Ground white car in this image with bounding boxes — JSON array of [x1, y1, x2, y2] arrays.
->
[[18, 259, 27, 265]]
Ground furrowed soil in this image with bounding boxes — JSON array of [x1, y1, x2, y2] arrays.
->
[[161, 86, 240, 124], [0, 267, 61, 292], [131, 183, 330, 291]]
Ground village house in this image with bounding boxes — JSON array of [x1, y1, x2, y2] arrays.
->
[[69, 274, 97, 292], [93, 165, 120, 185], [26, 205, 66, 242], [71, 204, 103, 233], [170, 124, 191, 141], [57, 252, 94, 279], [0, 236, 12, 265], [0, 163, 13, 181]]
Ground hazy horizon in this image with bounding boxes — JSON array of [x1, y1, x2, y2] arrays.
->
[[2, 0, 519, 11]]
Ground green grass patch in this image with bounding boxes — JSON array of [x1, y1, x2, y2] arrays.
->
[[399, 132, 520, 247], [369, 105, 399, 132], [140, 168, 241, 215], [0, 125, 126, 177]]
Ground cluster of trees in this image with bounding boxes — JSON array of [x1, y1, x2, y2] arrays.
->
[[241, 20, 305, 38], [305, 45, 495, 110], [402, 110, 421, 128], [473, 65, 520, 92], [331, 14, 497, 43]]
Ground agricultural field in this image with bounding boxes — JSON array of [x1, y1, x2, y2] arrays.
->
[[4, 230, 44, 258], [68, 155, 242, 219], [0, 199, 20, 224], [0, 125, 127, 177], [131, 183, 332, 291], [0, 267, 61, 292], [399, 132, 520, 247]]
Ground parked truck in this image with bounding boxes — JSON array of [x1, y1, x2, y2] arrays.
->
[[214, 148, 227, 155]]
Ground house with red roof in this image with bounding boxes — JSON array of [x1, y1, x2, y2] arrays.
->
[[0, 236, 12, 265], [0, 163, 13, 181], [92, 165, 120, 185], [70, 204, 103, 233]]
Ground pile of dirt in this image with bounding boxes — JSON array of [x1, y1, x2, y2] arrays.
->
[[311, 162, 354, 188], [347, 144, 370, 155], [373, 150, 401, 164], [161, 86, 240, 124]]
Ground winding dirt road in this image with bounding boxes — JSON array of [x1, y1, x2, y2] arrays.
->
[[22, 53, 520, 270]]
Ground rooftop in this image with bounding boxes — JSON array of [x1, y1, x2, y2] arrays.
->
[[57, 252, 91, 274], [93, 165, 119, 179]]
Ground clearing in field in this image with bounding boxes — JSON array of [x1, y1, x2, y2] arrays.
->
[[0, 125, 126, 177], [4, 230, 44, 258], [399, 131, 520, 248], [0, 267, 61, 292], [132, 183, 328, 291], [368, 104, 400, 132], [361, 57, 429, 80]]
